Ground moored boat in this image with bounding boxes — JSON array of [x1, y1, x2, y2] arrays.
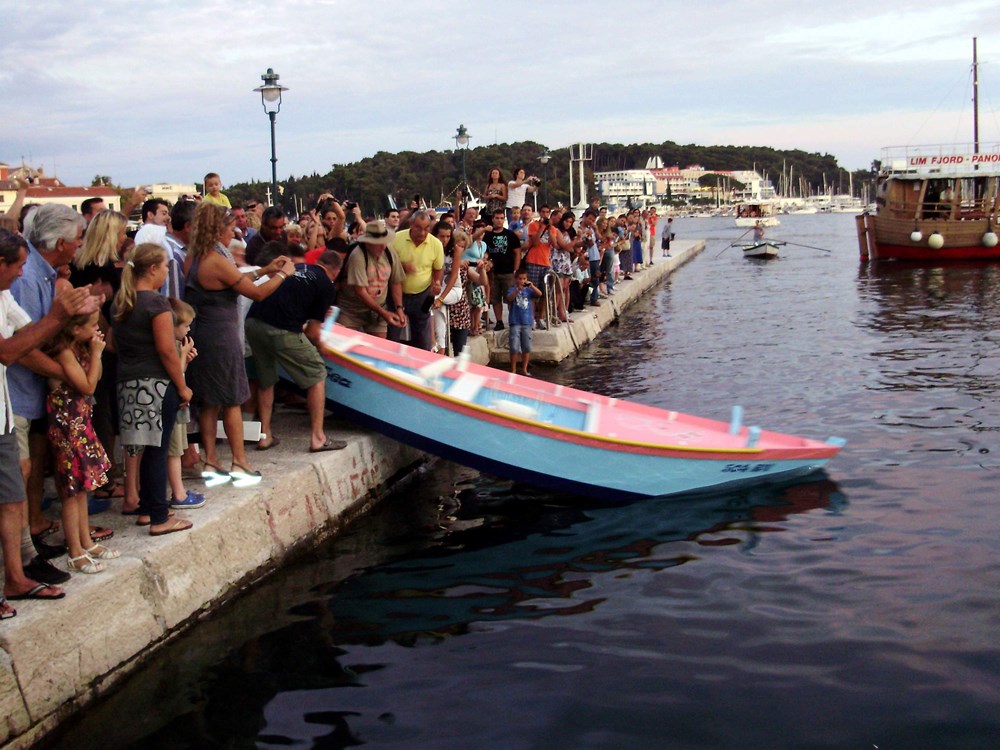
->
[[319, 324, 845, 500], [735, 201, 780, 227], [856, 144, 1000, 261], [857, 39, 1000, 262]]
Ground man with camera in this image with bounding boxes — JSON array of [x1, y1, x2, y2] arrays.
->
[[506, 169, 540, 223]]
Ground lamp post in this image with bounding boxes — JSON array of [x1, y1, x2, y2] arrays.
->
[[253, 68, 288, 208], [538, 151, 551, 205], [454, 124, 471, 209]]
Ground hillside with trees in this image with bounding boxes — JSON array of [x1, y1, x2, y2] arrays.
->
[[223, 140, 865, 217]]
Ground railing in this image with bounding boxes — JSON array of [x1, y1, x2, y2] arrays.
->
[[542, 271, 559, 328]]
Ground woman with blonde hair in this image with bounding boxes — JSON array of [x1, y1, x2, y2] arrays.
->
[[111, 243, 193, 536], [70, 208, 130, 503], [184, 203, 294, 484], [75, 210, 127, 269]]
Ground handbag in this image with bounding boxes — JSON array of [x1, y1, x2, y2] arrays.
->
[[440, 284, 464, 305]]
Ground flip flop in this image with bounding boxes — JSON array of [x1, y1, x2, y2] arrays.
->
[[121, 507, 142, 516], [149, 518, 193, 537], [90, 526, 113, 542], [7, 582, 66, 601], [32, 520, 61, 538], [309, 438, 348, 453], [256, 436, 280, 451], [136, 511, 175, 527], [0, 597, 15, 620], [93, 481, 125, 499]]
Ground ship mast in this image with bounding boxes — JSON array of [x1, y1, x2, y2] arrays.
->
[[973, 36, 979, 154]]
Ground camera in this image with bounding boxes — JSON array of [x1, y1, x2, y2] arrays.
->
[[344, 201, 358, 212], [528, 177, 542, 187]]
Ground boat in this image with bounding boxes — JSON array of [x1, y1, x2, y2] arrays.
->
[[856, 144, 1000, 260], [738, 240, 785, 259], [857, 38, 1000, 261], [319, 323, 845, 500], [735, 201, 780, 227]]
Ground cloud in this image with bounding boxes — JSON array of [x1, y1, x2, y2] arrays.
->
[[2, 0, 998, 187]]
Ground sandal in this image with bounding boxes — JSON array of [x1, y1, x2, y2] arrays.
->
[[67, 553, 104, 574], [85, 544, 121, 560], [93, 481, 125, 499], [6, 582, 65, 601], [255, 435, 280, 451], [201, 461, 232, 487], [136, 511, 175, 527], [32, 520, 61, 538], [230, 462, 263, 486], [149, 518, 193, 537], [90, 526, 113, 542]]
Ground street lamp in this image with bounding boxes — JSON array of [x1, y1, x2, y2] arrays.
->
[[253, 68, 288, 208], [454, 124, 471, 208], [538, 151, 552, 205]]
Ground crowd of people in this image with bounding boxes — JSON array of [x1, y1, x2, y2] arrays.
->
[[0, 167, 676, 619]]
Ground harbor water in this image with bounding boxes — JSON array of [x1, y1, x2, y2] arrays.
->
[[54, 214, 1000, 749]]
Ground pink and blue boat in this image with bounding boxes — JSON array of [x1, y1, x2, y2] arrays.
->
[[320, 324, 845, 500]]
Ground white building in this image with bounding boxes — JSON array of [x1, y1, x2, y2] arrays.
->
[[595, 155, 777, 209]]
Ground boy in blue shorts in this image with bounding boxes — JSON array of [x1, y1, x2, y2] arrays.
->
[[506, 267, 540, 376]]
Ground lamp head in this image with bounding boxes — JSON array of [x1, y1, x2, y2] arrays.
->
[[254, 68, 288, 113]]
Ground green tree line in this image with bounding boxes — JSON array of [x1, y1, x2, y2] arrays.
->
[[216, 140, 865, 216]]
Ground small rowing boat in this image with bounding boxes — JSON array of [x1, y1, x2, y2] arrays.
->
[[739, 240, 785, 259], [320, 322, 845, 500]]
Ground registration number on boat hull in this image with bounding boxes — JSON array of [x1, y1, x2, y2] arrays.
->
[[721, 463, 775, 473]]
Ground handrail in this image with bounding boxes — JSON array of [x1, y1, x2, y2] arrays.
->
[[542, 271, 558, 328]]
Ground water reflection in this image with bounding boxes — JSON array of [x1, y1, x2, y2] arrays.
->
[[854, 262, 1000, 460], [318, 473, 844, 644]]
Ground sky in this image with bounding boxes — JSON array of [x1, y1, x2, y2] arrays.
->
[[3, 0, 999, 191]]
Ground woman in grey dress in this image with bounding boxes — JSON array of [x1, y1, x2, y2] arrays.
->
[[184, 204, 293, 483]]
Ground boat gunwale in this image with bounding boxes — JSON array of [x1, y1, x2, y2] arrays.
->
[[321, 335, 839, 461]]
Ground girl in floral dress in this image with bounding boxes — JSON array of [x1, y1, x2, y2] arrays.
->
[[46, 310, 119, 573]]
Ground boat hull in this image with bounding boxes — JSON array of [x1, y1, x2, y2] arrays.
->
[[740, 242, 781, 259], [320, 328, 842, 500], [858, 212, 1000, 261], [736, 217, 780, 228]]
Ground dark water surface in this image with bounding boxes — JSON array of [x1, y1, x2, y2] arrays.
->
[[59, 215, 1000, 749]]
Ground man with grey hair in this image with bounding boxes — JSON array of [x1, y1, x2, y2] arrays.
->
[[389, 209, 444, 350], [9, 204, 90, 582]]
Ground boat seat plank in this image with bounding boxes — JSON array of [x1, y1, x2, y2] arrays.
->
[[446, 373, 487, 402], [325, 334, 360, 353]]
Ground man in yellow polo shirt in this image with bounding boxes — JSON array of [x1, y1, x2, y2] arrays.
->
[[390, 210, 444, 351]]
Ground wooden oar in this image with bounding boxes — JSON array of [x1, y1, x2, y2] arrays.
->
[[781, 240, 834, 254], [713, 227, 754, 258]]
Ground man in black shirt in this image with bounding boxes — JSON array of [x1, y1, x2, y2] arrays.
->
[[482, 209, 521, 331], [245, 242, 345, 453], [245, 207, 288, 266]]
